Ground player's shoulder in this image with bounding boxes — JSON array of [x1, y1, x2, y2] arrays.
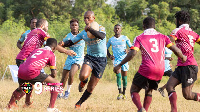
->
[[99, 25, 106, 32], [171, 28, 181, 35]]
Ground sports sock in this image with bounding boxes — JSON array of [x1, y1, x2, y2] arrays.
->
[[116, 73, 121, 89], [122, 75, 127, 88], [82, 78, 88, 83], [76, 89, 91, 105], [25, 91, 32, 104], [123, 87, 126, 95], [194, 93, 200, 101], [131, 92, 142, 110], [49, 88, 58, 108], [143, 94, 152, 111], [118, 88, 122, 94], [168, 91, 177, 112], [66, 85, 72, 92], [8, 88, 25, 108]]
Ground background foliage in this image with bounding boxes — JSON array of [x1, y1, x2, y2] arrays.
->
[[0, 0, 200, 83]]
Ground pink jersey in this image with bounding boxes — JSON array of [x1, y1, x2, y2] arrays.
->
[[16, 28, 49, 60], [18, 46, 56, 80], [133, 29, 172, 81], [170, 24, 200, 66]]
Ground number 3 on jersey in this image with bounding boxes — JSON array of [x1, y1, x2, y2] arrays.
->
[[149, 38, 159, 52], [31, 50, 43, 58]]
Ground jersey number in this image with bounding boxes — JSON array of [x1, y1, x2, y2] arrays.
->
[[149, 38, 159, 52], [31, 50, 43, 58]]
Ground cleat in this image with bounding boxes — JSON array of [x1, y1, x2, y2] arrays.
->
[[63, 91, 70, 99], [23, 101, 34, 108], [75, 104, 81, 109], [4, 102, 18, 111], [47, 107, 61, 112], [122, 95, 127, 100], [158, 88, 165, 97], [57, 93, 63, 100], [78, 82, 86, 92], [138, 107, 146, 112], [117, 94, 123, 100]]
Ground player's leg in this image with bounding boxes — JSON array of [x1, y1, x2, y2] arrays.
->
[[166, 76, 180, 112], [78, 63, 92, 92], [121, 70, 127, 99], [158, 69, 173, 97], [143, 88, 153, 112], [58, 69, 70, 98], [43, 76, 60, 109], [7, 85, 25, 109], [181, 65, 200, 101], [115, 67, 122, 100], [75, 74, 100, 106], [130, 72, 144, 111], [63, 64, 80, 99]]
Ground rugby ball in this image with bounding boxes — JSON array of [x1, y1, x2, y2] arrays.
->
[[87, 21, 99, 39]]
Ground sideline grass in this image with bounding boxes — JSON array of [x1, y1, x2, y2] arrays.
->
[[0, 80, 200, 112]]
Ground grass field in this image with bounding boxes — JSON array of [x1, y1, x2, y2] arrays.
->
[[0, 79, 200, 112]]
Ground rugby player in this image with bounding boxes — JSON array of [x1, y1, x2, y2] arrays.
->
[[107, 24, 132, 100]]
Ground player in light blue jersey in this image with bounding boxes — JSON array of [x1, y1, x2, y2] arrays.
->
[[59, 11, 107, 108], [17, 18, 37, 50], [107, 24, 132, 100], [57, 19, 85, 99], [158, 47, 173, 97]]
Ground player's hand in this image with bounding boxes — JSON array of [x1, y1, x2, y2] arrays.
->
[[166, 57, 173, 61], [110, 55, 115, 60], [113, 65, 121, 74], [124, 49, 129, 54], [181, 55, 187, 63], [65, 50, 77, 56], [58, 41, 64, 46], [85, 23, 90, 32]]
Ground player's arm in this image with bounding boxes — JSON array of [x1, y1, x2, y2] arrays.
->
[[107, 49, 114, 60], [56, 45, 76, 56], [168, 45, 186, 62], [113, 46, 138, 74], [50, 69, 57, 78], [17, 40, 23, 50]]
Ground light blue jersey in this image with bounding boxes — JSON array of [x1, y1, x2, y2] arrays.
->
[[164, 47, 173, 72], [107, 35, 132, 71], [19, 30, 31, 42], [107, 35, 132, 60], [71, 25, 106, 57], [63, 32, 85, 70]]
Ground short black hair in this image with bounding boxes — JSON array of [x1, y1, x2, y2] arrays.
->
[[46, 38, 57, 48], [175, 10, 190, 25], [70, 18, 79, 24], [36, 19, 47, 28], [30, 18, 37, 23], [114, 24, 121, 27], [143, 17, 155, 29]]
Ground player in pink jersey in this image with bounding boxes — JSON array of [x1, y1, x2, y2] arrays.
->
[[114, 17, 186, 112], [6, 38, 75, 112], [16, 19, 50, 67], [166, 10, 200, 112]]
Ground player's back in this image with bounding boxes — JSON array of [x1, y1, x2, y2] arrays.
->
[[16, 28, 48, 60], [18, 46, 55, 80], [134, 29, 172, 80], [171, 24, 199, 66]]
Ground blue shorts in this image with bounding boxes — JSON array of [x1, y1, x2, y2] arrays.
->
[[113, 59, 129, 71], [63, 57, 83, 70], [83, 54, 107, 78]]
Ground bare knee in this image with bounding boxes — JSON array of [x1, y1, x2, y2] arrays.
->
[[166, 83, 174, 93], [79, 74, 86, 81], [182, 91, 193, 100]]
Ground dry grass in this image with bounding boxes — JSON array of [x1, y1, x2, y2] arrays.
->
[[0, 80, 200, 112]]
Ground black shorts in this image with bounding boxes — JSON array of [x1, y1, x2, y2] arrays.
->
[[132, 72, 161, 90], [83, 54, 107, 78], [16, 59, 24, 67], [164, 69, 173, 77], [18, 72, 49, 85], [172, 65, 198, 88]]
